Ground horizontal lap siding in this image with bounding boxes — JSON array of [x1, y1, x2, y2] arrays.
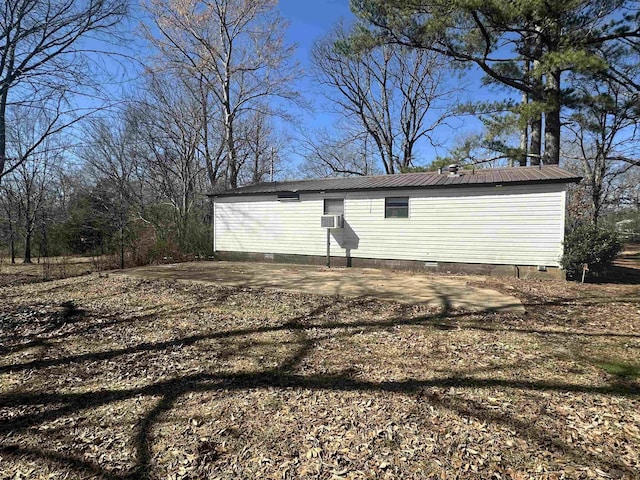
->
[[215, 195, 333, 257], [214, 184, 566, 266]]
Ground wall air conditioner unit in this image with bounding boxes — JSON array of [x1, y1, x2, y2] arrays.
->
[[320, 214, 343, 229]]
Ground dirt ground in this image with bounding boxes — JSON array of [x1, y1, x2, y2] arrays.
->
[[114, 262, 524, 313], [0, 268, 639, 479]]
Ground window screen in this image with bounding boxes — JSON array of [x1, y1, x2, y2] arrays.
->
[[385, 197, 409, 218], [324, 198, 344, 215]]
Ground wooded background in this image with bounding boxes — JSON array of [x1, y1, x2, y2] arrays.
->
[[0, 0, 638, 266]]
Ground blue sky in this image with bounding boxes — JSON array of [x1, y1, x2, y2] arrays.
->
[[277, 0, 354, 131], [279, 0, 353, 50]]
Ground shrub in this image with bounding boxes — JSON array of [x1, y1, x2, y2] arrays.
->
[[561, 220, 622, 280]]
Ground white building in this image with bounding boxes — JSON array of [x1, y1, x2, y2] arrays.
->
[[210, 166, 581, 279]]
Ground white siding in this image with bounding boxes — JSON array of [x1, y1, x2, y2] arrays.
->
[[214, 184, 567, 266]]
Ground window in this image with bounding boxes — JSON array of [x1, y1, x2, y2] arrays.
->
[[385, 197, 409, 218], [324, 198, 344, 215], [277, 192, 299, 201]]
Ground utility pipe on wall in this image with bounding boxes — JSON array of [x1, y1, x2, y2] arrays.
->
[[326, 229, 331, 268]]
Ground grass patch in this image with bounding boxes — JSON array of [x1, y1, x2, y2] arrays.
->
[[596, 360, 640, 379]]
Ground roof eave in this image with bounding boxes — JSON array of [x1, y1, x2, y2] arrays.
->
[[209, 176, 582, 198]]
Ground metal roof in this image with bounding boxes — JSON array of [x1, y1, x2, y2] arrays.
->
[[212, 165, 581, 197]]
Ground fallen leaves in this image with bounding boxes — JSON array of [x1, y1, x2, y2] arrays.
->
[[0, 274, 638, 479]]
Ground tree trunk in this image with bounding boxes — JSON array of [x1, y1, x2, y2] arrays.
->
[[543, 21, 561, 166], [518, 98, 528, 166], [592, 188, 601, 227], [543, 69, 561, 165], [529, 69, 542, 166], [386, 145, 395, 174], [40, 213, 48, 259], [199, 78, 222, 191], [0, 87, 8, 181], [591, 154, 607, 227], [10, 227, 15, 264], [24, 229, 32, 264], [119, 189, 125, 268], [253, 151, 260, 184], [529, 33, 543, 166], [530, 114, 542, 165], [226, 118, 238, 188], [517, 59, 530, 167], [120, 223, 125, 269], [402, 137, 416, 171]]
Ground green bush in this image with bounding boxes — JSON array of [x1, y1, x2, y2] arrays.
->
[[561, 220, 622, 280]]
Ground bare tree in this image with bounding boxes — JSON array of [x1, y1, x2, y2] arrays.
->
[[3, 107, 63, 263], [300, 128, 378, 178], [142, 0, 300, 188], [312, 23, 455, 174], [134, 73, 208, 250], [80, 109, 146, 268], [565, 74, 640, 226], [236, 109, 287, 185], [0, 0, 127, 181]]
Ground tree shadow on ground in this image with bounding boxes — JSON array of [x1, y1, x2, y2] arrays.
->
[[0, 283, 639, 479]]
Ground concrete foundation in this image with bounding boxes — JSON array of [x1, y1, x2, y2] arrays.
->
[[213, 251, 565, 280]]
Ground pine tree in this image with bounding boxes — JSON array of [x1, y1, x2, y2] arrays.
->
[[351, 0, 640, 165]]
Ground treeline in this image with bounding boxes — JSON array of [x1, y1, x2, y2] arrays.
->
[[0, 93, 289, 265], [0, 110, 211, 266], [0, 0, 292, 265]]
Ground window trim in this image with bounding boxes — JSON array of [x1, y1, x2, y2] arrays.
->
[[385, 196, 409, 218]]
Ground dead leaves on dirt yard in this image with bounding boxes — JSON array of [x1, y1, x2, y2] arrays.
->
[[0, 274, 639, 479]]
